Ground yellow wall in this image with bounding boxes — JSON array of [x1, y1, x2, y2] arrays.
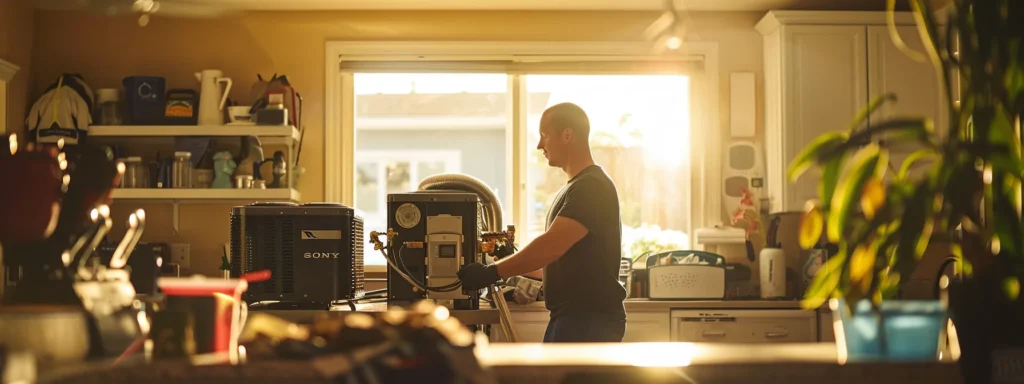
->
[[0, 0, 34, 132], [31, 10, 765, 276]]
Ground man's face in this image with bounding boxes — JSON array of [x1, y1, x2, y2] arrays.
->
[[537, 115, 570, 167]]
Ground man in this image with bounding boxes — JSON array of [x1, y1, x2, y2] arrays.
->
[[457, 102, 627, 343]]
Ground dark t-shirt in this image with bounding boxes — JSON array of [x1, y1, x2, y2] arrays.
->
[[543, 165, 627, 320]]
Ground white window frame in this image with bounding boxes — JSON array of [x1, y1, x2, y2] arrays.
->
[[354, 149, 461, 266], [0, 59, 20, 135], [325, 41, 721, 272]]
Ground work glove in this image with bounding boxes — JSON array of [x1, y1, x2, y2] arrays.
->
[[457, 263, 501, 291]]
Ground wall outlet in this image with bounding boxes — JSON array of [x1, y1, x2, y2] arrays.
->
[[171, 243, 190, 269]]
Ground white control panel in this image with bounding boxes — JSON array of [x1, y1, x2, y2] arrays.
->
[[426, 214, 466, 300]]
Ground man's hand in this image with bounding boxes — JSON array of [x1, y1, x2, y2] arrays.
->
[[457, 263, 501, 291]]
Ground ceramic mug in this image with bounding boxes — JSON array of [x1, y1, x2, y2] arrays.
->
[[227, 106, 253, 124]]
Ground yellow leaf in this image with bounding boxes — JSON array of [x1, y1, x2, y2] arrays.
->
[[1004, 278, 1020, 301], [860, 178, 886, 220], [850, 245, 876, 292], [799, 202, 824, 249]]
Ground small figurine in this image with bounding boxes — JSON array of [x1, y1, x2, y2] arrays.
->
[[212, 151, 236, 189]]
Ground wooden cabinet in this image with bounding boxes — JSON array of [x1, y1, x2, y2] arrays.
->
[[757, 12, 945, 211]]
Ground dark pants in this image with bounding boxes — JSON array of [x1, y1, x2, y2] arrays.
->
[[542, 313, 626, 343]]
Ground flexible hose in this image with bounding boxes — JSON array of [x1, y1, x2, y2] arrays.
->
[[418, 173, 503, 231]]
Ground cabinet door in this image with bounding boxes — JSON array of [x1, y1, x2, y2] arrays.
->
[[491, 310, 549, 343], [867, 25, 947, 180], [623, 311, 671, 342], [782, 26, 868, 210]]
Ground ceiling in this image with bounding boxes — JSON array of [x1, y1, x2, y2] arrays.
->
[[119, 0, 918, 12]]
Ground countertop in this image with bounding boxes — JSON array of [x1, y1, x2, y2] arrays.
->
[[34, 343, 962, 384], [509, 298, 806, 312], [475, 342, 961, 384], [249, 299, 808, 324]]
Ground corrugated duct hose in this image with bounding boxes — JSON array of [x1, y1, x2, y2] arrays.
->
[[418, 173, 503, 234], [417, 173, 519, 342]]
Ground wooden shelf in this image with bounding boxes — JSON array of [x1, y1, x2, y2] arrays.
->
[[111, 188, 300, 202], [89, 125, 299, 142]]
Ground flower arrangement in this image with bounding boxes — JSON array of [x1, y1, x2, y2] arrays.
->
[[731, 188, 767, 248]]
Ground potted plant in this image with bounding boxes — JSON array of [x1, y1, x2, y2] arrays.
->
[[789, 0, 1023, 378]]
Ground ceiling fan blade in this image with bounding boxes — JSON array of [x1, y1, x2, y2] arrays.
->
[[642, 11, 674, 41], [150, 1, 234, 18]]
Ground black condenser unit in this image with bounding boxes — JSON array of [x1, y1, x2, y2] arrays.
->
[[230, 202, 364, 309]]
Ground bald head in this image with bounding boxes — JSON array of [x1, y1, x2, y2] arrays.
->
[[541, 102, 591, 144]]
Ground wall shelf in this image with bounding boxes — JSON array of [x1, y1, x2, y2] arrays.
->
[[89, 125, 300, 143], [111, 188, 301, 234], [112, 188, 300, 202]]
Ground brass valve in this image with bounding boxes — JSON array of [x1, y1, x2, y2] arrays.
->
[[480, 224, 517, 258], [369, 228, 398, 250]]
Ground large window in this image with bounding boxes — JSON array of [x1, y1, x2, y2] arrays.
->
[[523, 75, 692, 260], [328, 41, 721, 270], [353, 73, 510, 265]]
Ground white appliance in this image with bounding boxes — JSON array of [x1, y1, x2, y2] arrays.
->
[[695, 226, 747, 261], [647, 251, 726, 300], [671, 309, 817, 343], [723, 140, 765, 216], [759, 248, 787, 299]]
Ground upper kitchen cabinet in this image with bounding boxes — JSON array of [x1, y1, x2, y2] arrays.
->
[[757, 11, 946, 212], [0, 59, 19, 135]]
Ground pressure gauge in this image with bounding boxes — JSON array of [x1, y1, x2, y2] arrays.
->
[[395, 203, 421, 229]]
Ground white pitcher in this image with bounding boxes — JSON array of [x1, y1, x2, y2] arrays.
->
[[195, 69, 233, 125]]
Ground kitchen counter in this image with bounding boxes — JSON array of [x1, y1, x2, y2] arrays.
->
[[508, 298, 805, 312], [34, 343, 962, 384], [476, 342, 961, 384]]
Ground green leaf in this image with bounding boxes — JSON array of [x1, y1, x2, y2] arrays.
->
[[827, 144, 887, 242], [847, 93, 899, 135], [819, 155, 844, 210], [898, 149, 940, 181], [893, 185, 933, 279], [802, 252, 847, 310], [847, 118, 934, 149], [788, 132, 848, 183]]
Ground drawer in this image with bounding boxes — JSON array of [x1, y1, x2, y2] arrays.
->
[[671, 309, 816, 343]]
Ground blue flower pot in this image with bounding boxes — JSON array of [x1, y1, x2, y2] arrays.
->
[[833, 299, 948, 361]]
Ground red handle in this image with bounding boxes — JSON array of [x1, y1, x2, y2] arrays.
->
[[241, 269, 272, 283]]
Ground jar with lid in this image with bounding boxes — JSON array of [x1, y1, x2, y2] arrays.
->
[[118, 157, 148, 188], [95, 88, 122, 125], [171, 152, 193, 188]]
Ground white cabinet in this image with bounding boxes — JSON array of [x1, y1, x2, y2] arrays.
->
[[491, 308, 672, 343], [491, 310, 549, 343], [0, 59, 19, 134], [757, 12, 945, 211], [623, 311, 671, 342], [866, 25, 948, 180], [671, 309, 817, 343]]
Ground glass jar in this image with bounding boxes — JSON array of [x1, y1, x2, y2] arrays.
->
[[118, 157, 148, 188], [95, 88, 122, 126], [171, 152, 192, 188]]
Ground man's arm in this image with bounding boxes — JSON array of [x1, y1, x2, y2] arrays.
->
[[493, 216, 588, 278]]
